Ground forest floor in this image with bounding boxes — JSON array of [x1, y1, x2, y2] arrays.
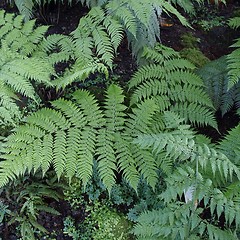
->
[[0, 1, 240, 239]]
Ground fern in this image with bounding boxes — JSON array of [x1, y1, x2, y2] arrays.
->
[[129, 44, 217, 128], [0, 84, 161, 192], [227, 17, 240, 89], [0, 11, 58, 128], [218, 123, 240, 166], [132, 120, 240, 239], [197, 56, 240, 115]]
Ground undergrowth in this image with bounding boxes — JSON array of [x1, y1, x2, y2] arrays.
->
[[0, 2, 240, 240]]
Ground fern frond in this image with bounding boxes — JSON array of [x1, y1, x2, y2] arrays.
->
[[0, 10, 63, 128], [171, 102, 217, 128], [169, 84, 213, 108], [72, 89, 103, 127], [96, 128, 117, 192], [54, 59, 109, 90], [227, 46, 240, 89], [76, 127, 96, 188], [0, 89, 103, 188], [228, 17, 240, 29], [218, 124, 240, 166], [130, 79, 168, 105], [104, 84, 127, 131], [115, 134, 140, 191], [130, 44, 216, 128], [132, 145, 158, 189], [14, 0, 34, 20], [126, 99, 159, 135]]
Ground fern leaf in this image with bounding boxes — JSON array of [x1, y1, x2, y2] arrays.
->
[[103, 16, 123, 52], [171, 102, 217, 128], [126, 99, 159, 135], [96, 128, 117, 192], [218, 124, 240, 165], [132, 145, 158, 189], [228, 17, 240, 29], [76, 127, 96, 188], [53, 130, 66, 180], [115, 134, 140, 191], [130, 79, 168, 105], [41, 134, 53, 176], [64, 128, 80, 181], [104, 84, 127, 132], [51, 99, 86, 128], [73, 90, 104, 127]]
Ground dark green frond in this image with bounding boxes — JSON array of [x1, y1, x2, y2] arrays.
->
[[218, 124, 240, 166]]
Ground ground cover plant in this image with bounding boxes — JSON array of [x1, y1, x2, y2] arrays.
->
[[0, 0, 240, 239]]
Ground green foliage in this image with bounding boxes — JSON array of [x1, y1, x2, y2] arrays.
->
[[129, 44, 217, 128], [180, 48, 210, 68], [64, 201, 133, 240], [181, 32, 200, 49], [0, 201, 11, 223], [133, 129, 240, 239], [86, 202, 133, 240], [0, 84, 160, 192], [2, 173, 62, 240], [218, 123, 240, 166], [0, 10, 57, 129], [197, 56, 240, 115], [180, 33, 210, 67], [53, 6, 120, 89], [10, 0, 192, 61], [227, 17, 240, 89], [63, 216, 82, 240], [190, 3, 227, 31]]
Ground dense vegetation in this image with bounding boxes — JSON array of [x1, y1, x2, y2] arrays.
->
[[0, 0, 240, 239]]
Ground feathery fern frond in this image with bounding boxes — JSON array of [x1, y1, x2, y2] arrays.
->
[[197, 56, 240, 115], [0, 10, 57, 128], [218, 123, 240, 166], [227, 43, 240, 89], [228, 17, 240, 29], [0, 90, 102, 188], [129, 44, 216, 128], [227, 17, 240, 89], [0, 84, 160, 192]]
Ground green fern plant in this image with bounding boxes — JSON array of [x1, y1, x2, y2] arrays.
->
[[197, 56, 240, 116], [10, 0, 192, 61], [8, 181, 61, 240], [129, 44, 217, 128], [0, 84, 160, 192], [52, 6, 121, 89], [0, 43, 220, 193], [0, 10, 57, 128], [227, 17, 240, 89], [133, 124, 240, 239]]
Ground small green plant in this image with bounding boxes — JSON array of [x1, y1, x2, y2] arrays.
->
[[0, 201, 11, 223], [2, 173, 62, 240], [85, 201, 133, 240], [63, 217, 82, 240], [190, 5, 227, 31], [181, 32, 200, 49], [180, 33, 210, 67]]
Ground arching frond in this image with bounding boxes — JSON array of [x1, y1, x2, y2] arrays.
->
[[129, 44, 217, 128]]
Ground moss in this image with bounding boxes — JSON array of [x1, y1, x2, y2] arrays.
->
[[181, 32, 200, 49], [180, 48, 210, 68], [82, 202, 134, 240], [180, 32, 210, 68]]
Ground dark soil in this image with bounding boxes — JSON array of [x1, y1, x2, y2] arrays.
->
[[1, 1, 240, 239]]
